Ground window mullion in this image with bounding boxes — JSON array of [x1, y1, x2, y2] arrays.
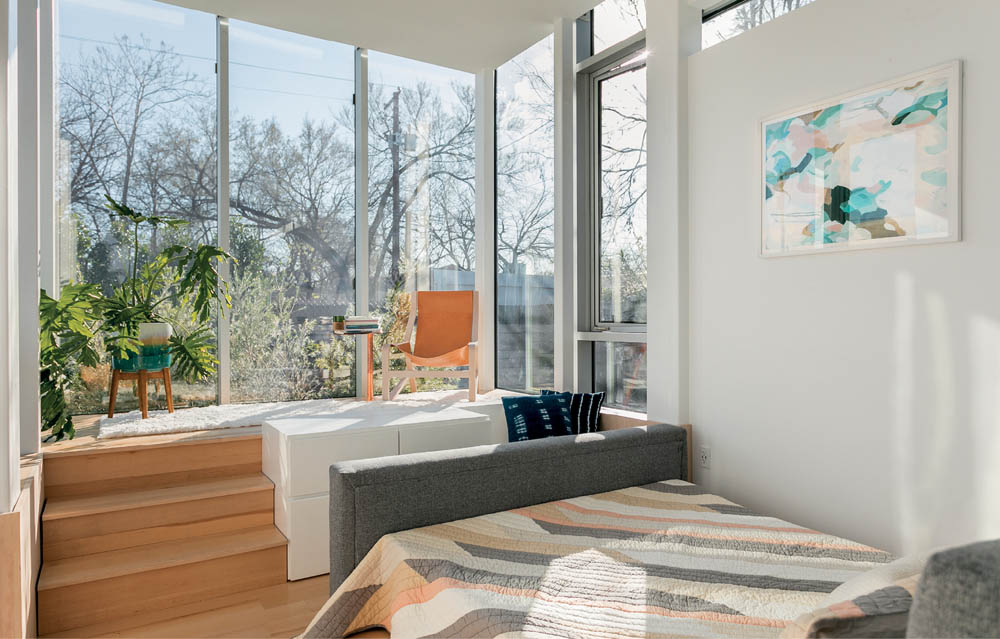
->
[[216, 15, 230, 405], [354, 47, 369, 399]]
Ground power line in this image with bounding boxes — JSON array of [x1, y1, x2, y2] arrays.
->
[[59, 33, 353, 84], [231, 84, 351, 103], [58, 34, 465, 95], [59, 33, 215, 63]]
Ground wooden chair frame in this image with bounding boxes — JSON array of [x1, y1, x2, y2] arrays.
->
[[381, 291, 478, 402]]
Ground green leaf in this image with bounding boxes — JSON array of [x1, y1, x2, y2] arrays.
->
[[39, 283, 106, 440], [169, 327, 218, 383]]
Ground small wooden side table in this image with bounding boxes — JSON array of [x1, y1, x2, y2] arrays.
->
[[108, 367, 174, 419], [333, 329, 382, 401]]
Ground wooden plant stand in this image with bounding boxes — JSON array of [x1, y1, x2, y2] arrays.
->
[[108, 368, 174, 419]]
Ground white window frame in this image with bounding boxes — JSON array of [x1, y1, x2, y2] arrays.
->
[[572, 20, 648, 410], [584, 43, 647, 334]]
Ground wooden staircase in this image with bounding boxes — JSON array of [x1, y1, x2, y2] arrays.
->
[[38, 433, 288, 636]]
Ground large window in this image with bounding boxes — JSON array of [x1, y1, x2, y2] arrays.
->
[[228, 21, 356, 402], [702, 0, 817, 48], [367, 52, 476, 394], [53, 0, 480, 414], [55, 0, 217, 413], [495, 36, 555, 393]]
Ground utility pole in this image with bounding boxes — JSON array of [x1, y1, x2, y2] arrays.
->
[[388, 88, 401, 289]]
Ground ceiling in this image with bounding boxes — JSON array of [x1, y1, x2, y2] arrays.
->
[[160, 0, 604, 73]]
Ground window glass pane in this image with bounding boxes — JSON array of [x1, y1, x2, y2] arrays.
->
[[703, 0, 817, 48], [228, 21, 356, 402], [598, 64, 646, 324], [55, 0, 217, 413], [496, 36, 555, 392], [593, 0, 646, 54], [367, 52, 475, 394], [594, 342, 646, 412]]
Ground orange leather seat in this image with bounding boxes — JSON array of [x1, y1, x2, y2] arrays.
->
[[382, 290, 479, 401]]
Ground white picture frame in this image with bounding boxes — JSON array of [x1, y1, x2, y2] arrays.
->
[[758, 60, 962, 258]]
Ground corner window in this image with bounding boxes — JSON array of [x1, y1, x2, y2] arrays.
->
[[577, 15, 648, 411], [228, 21, 356, 402], [367, 51, 476, 394], [495, 36, 555, 393], [55, 0, 218, 411]]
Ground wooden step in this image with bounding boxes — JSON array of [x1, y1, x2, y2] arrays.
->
[[43, 434, 262, 498], [37, 526, 287, 635], [42, 475, 276, 560]]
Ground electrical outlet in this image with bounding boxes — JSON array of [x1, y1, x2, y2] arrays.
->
[[698, 445, 711, 470]]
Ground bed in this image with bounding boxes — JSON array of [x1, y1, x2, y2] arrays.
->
[[301, 425, 901, 638]]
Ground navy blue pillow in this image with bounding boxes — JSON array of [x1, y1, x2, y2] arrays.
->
[[541, 390, 605, 434], [502, 394, 574, 442]]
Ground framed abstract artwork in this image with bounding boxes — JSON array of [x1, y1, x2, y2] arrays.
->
[[760, 61, 961, 257]]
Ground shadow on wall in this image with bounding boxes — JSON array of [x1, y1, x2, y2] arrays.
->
[[891, 270, 1000, 555]]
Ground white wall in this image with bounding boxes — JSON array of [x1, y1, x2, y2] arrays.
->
[[645, 0, 700, 424], [659, 0, 1000, 555]]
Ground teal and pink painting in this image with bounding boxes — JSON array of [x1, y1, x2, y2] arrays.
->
[[761, 61, 961, 256]]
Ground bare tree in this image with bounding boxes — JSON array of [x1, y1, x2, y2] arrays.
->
[[366, 80, 475, 299], [60, 35, 206, 210], [495, 43, 556, 276]]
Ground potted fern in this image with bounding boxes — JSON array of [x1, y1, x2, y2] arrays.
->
[[39, 195, 233, 440]]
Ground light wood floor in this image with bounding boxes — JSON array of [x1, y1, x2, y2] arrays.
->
[[43, 575, 329, 638], [42, 575, 391, 638]]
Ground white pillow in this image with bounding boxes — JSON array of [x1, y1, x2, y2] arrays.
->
[[820, 551, 932, 607]]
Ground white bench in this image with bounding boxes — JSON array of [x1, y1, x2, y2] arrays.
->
[[262, 401, 507, 579]]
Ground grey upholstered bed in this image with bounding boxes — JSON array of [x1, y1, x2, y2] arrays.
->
[[308, 424, 999, 638]]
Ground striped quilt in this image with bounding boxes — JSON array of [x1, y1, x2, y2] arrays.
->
[[303, 480, 892, 638]]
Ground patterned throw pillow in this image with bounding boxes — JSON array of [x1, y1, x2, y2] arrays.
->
[[540, 390, 605, 434], [502, 394, 574, 442], [780, 574, 920, 638]]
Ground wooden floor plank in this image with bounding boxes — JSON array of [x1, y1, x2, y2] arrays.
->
[[42, 576, 334, 639]]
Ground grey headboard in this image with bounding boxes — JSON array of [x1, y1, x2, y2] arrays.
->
[[328, 423, 687, 593]]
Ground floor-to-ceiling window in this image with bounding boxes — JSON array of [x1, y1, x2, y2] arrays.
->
[[55, 0, 217, 413], [228, 21, 356, 402], [495, 36, 555, 393], [52, 0, 481, 415], [579, 1, 648, 412], [367, 52, 475, 394]]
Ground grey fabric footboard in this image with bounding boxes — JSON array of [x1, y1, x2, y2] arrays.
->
[[328, 423, 688, 593]]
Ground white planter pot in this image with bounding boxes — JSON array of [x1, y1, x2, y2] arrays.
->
[[138, 322, 173, 346]]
